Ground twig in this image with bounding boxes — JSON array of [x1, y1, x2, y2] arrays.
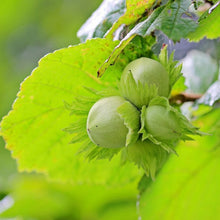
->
[[169, 92, 202, 105]]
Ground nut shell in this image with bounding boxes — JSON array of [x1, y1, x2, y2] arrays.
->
[[87, 96, 129, 148], [121, 57, 169, 100], [145, 105, 181, 144]]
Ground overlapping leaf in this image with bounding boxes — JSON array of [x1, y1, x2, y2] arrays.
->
[[139, 108, 220, 220], [78, 0, 157, 42], [126, 0, 197, 41], [77, 0, 126, 42], [98, 0, 197, 77], [188, 4, 220, 42], [105, 0, 157, 39]]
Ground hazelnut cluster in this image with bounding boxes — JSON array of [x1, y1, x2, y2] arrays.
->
[[86, 58, 201, 176]]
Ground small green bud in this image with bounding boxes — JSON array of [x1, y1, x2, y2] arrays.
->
[[87, 96, 136, 148], [120, 57, 169, 108]]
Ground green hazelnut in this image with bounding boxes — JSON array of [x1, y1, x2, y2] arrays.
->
[[144, 105, 181, 144], [87, 96, 129, 148], [120, 57, 169, 107], [122, 58, 169, 96]]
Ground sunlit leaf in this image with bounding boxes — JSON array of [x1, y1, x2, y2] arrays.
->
[[188, 4, 220, 42], [0, 38, 142, 185], [98, 0, 197, 76], [105, 0, 157, 39], [77, 0, 126, 41], [122, 0, 197, 41], [140, 109, 220, 220]]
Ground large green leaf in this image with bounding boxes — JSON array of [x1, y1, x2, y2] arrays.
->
[[0, 38, 142, 185], [188, 4, 220, 42], [137, 0, 197, 41], [139, 108, 220, 220], [125, 0, 197, 41], [98, 0, 197, 76]]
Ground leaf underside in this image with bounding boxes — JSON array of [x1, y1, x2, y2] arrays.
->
[[97, 0, 198, 77]]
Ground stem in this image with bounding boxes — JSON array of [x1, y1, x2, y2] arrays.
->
[[169, 92, 202, 105]]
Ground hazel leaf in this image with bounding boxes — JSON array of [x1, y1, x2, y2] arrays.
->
[[105, 0, 157, 39], [188, 3, 220, 42], [98, 0, 197, 77], [140, 109, 220, 220], [0, 38, 141, 184], [77, 0, 125, 41]]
